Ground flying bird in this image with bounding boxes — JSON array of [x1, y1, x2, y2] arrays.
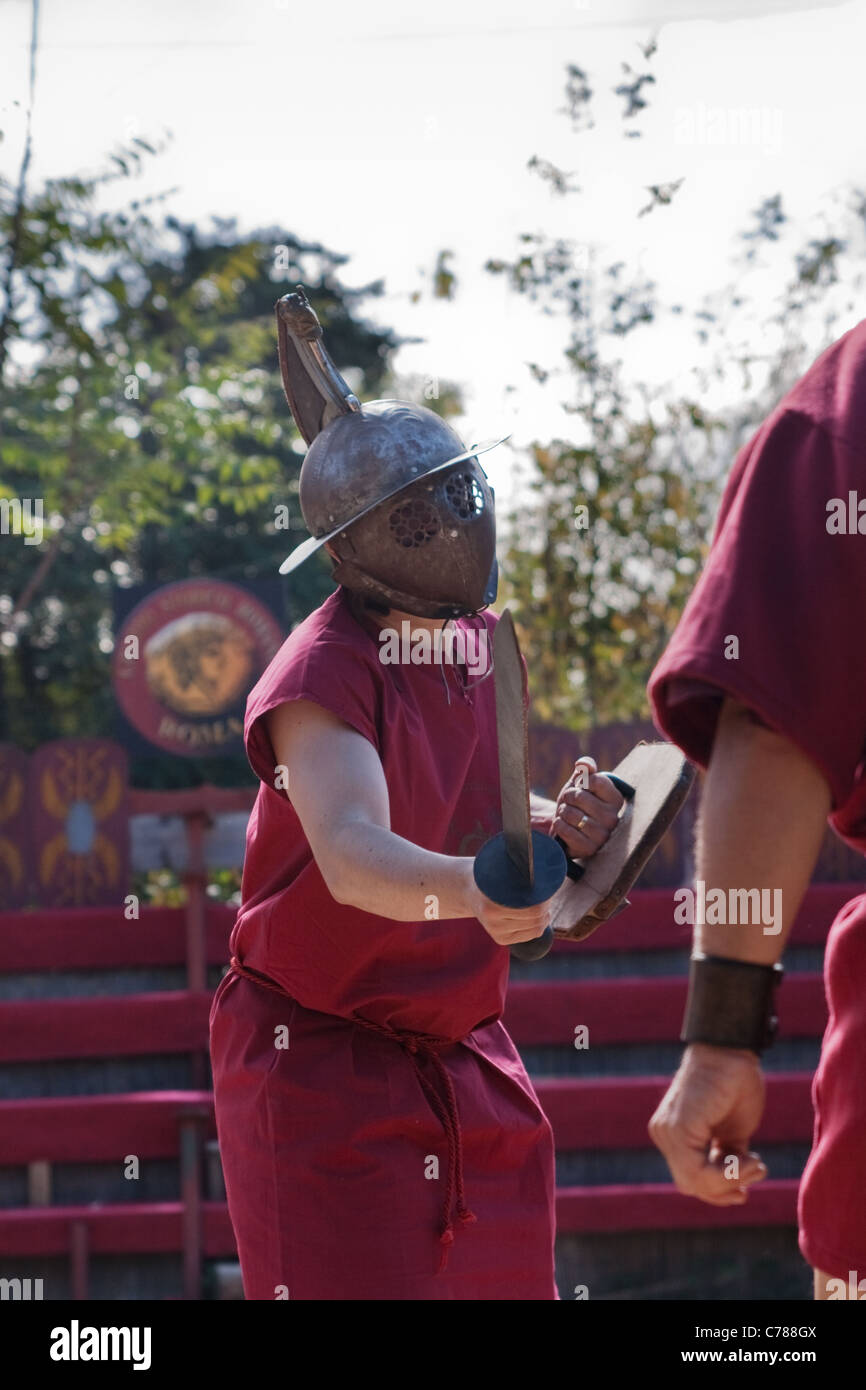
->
[[638, 178, 685, 217]]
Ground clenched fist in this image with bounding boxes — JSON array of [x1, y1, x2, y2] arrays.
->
[[648, 1043, 768, 1205]]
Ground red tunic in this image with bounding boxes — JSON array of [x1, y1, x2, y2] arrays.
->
[[209, 588, 557, 1299], [648, 319, 866, 1281]]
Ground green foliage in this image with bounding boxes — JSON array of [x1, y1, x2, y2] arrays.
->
[[505, 399, 718, 728], [476, 46, 864, 729], [131, 866, 241, 907], [0, 135, 397, 778], [432, 249, 457, 301]]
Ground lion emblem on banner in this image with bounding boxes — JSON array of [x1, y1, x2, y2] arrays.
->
[[144, 612, 255, 716]]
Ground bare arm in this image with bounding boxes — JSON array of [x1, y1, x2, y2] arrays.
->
[[694, 697, 831, 965], [649, 696, 831, 1205], [265, 699, 554, 945]]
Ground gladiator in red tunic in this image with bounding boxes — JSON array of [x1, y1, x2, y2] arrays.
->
[[649, 318, 866, 1288], [210, 590, 558, 1299], [209, 288, 623, 1300]]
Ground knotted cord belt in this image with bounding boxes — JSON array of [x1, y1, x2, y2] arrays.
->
[[228, 956, 476, 1274]]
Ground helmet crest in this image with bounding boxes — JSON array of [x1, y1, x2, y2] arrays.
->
[[276, 287, 505, 619]]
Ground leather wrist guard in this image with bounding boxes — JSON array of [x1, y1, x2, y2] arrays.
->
[[681, 954, 784, 1055]]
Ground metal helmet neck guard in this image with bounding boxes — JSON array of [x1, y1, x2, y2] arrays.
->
[[275, 286, 502, 619]]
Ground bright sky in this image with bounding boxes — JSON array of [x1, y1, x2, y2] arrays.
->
[[2, 0, 864, 504]]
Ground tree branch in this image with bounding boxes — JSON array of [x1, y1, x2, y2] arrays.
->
[[0, 0, 41, 384]]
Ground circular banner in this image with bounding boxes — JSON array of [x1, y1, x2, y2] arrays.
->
[[112, 579, 284, 757]]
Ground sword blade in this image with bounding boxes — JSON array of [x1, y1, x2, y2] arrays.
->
[[492, 610, 534, 886]]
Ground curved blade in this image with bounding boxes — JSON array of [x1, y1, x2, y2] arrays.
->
[[493, 610, 534, 886]]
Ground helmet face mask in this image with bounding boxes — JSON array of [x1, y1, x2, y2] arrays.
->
[[328, 458, 497, 619]]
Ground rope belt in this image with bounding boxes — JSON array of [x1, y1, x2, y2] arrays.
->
[[228, 956, 476, 1274]]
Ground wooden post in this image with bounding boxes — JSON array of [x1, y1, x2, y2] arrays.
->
[[180, 1113, 204, 1301], [27, 1159, 52, 1206], [70, 1220, 88, 1301], [183, 809, 210, 994], [183, 809, 211, 1089]]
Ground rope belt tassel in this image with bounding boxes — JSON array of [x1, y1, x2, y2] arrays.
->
[[228, 956, 476, 1274]]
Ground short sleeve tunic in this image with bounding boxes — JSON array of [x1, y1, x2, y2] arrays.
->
[[648, 319, 866, 1280], [209, 587, 558, 1299], [649, 320, 866, 849]]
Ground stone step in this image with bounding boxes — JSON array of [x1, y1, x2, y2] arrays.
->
[[509, 943, 824, 981], [0, 1057, 205, 1101], [0, 1157, 182, 1209], [520, 1036, 822, 1078], [211, 1261, 244, 1301], [0, 1030, 822, 1103], [0, 1253, 184, 1301], [555, 1142, 809, 1187], [0, 946, 826, 1002], [556, 1225, 809, 1301], [0, 966, 224, 1002], [187, 1223, 816, 1302], [0, 1253, 247, 1301]]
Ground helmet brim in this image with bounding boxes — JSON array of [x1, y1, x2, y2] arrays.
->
[[278, 435, 509, 577]]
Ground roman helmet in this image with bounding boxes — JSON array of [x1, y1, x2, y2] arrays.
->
[[275, 286, 505, 619]]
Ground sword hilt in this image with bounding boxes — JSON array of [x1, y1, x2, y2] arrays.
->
[[472, 829, 567, 962], [512, 772, 635, 960], [474, 773, 636, 964], [509, 925, 556, 962]]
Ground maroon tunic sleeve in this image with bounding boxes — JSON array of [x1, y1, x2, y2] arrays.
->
[[244, 609, 382, 794], [649, 405, 866, 826]]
